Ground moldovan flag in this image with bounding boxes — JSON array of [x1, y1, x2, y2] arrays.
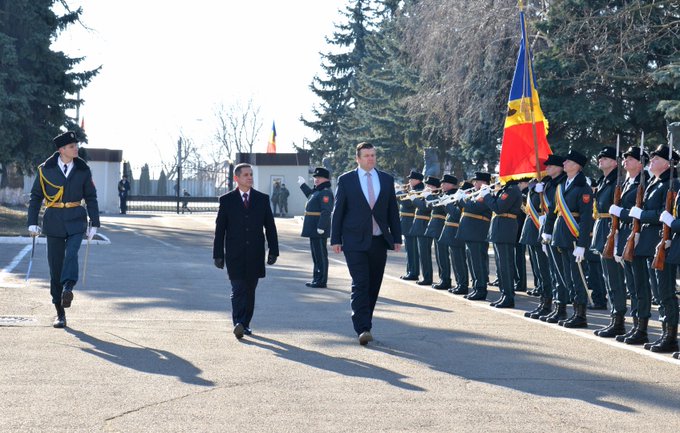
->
[[267, 121, 277, 154], [498, 10, 552, 183]]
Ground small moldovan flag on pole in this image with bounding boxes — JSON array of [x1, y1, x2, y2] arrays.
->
[[267, 121, 277, 154], [498, 3, 552, 183]]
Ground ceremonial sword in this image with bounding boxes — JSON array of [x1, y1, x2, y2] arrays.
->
[[25, 235, 36, 282]]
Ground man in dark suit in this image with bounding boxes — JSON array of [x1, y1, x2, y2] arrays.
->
[[331, 142, 402, 345], [213, 163, 279, 340], [27, 131, 100, 328]]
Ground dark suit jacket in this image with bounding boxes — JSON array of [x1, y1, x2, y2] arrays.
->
[[27, 152, 100, 237], [331, 168, 402, 251], [213, 188, 279, 280]]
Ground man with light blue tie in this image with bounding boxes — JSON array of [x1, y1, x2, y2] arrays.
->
[[331, 142, 402, 345]]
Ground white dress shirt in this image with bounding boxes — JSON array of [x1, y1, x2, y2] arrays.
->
[[58, 158, 72, 178]]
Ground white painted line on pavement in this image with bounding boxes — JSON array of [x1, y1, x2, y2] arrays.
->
[[0, 245, 31, 286]]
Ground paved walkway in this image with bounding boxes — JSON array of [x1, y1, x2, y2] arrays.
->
[[1, 214, 679, 432]]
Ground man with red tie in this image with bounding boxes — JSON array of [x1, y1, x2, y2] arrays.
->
[[331, 142, 402, 345]]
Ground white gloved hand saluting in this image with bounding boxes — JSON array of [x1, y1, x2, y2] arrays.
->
[[573, 246, 585, 263], [87, 226, 97, 241], [297, 176, 306, 186], [660, 210, 675, 228], [28, 225, 41, 237], [534, 182, 544, 193], [629, 206, 643, 220], [609, 204, 623, 217]]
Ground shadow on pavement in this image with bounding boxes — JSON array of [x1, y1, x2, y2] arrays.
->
[[65, 328, 215, 387]]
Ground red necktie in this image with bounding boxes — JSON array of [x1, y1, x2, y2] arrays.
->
[[243, 192, 249, 208]]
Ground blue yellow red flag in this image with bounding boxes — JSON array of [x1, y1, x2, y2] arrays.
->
[[499, 10, 552, 183], [267, 121, 277, 154]]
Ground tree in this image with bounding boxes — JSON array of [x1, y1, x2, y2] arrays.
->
[[157, 169, 168, 196], [139, 164, 151, 196], [0, 1, 100, 188], [653, 61, 680, 121], [213, 98, 263, 161]]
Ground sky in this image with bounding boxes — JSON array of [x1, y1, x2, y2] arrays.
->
[[52, 1, 343, 168]]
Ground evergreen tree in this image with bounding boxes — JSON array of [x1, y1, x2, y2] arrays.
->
[[653, 61, 680, 121], [0, 1, 100, 184], [301, 0, 375, 174], [157, 169, 168, 196], [139, 164, 151, 196]]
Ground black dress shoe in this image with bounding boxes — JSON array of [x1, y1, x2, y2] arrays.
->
[[489, 278, 499, 287], [400, 274, 419, 281], [466, 291, 487, 301], [432, 281, 451, 290], [233, 323, 245, 339], [495, 297, 515, 309], [305, 282, 315, 287], [359, 331, 373, 346], [416, 280, 433, 286], [489, 296, 505, 307], [452, 287, 469, 295], [463, 290, 476, 299], [307, 282, 327, 288], [52, 315, 66, 328], [243, 327, 252, 336], [61, 282, 74, 308]]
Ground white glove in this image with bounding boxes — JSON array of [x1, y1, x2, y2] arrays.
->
[[534, 182, 544, 193], [87, 226, 97, 241], [609, 204, 623, 217], [573, 246, 585, 263], [28, 225, 41, 237], [538, 215, 546, 226], [422, 189, 432, 198], [629, 206, 643, 220], [541, 244, 548, 255], [477, 187, 490, 198], [297, 176, 306, 186], [317, 228, 324, 235], [541, 233, 552, 244], [660, 210, 675, 227], [614, 255, 624, 264], [453, 190, 466, 201]]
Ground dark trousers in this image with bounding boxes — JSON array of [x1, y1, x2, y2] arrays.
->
[[466, 241, 489, 292], [119, 194, 127, 214], [310, 237, 329, 285], [230, 279, 259, 327], [417, 236, 433, 281], [494, 243, 516, 300], [630, 257, 652, 319], [601, 256, 626, 315], [657, 264, 679, 327], [344, 237, 388, 335], [404, 235, 419, 277], [514, 243, 527, 291], [556, 246, 588, 305], [47, 234, 83, 305], [623, 261, 639, 318], [528, 244, 553, 299], [547, 246, 569, 304], [451, 244, 469, 290], [436, 239, 451, 282], [587, 258, 606, 305]]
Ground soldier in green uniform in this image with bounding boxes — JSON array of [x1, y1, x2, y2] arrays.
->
[[481, 179, 523, 308], [443, 180, 470, 295], [423, 177, 449, 289], [298, 168, 334, 288], [432, 175, 459, 291], [27, 131, 100, 328], [399, 171, 424, 281], [542, 150, 594, 328], [410, 176, 440, 286], [455, 172, 492, 301], [591, 146, 627, 337]]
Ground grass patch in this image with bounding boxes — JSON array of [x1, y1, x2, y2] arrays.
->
[[0, 204, 28, 236]]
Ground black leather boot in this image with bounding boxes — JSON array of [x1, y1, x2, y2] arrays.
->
[[563, 303, 588, 328], [673, 351, 680, 359], [490, 295, 505, 307], [451, 286, 468, 295], [52, 304, 66, 328], [545, 303, 568, 323], [617, 317, 638, 342], [597, 313, 626, 338], [432, 279, 451, 290], [524, 298, 545, 318], [594, 315, 616, 336], [558, 305, 578, 326], [530, 299, 552, 319], [466, 290, 487, 301], [650, 324, 679, 353], [624, 317, 649, 345], [644, 321, 666, 350]]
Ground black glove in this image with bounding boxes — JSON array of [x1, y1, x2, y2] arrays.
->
[[267, 254, 277, 265], [214, 258, 224, 269]]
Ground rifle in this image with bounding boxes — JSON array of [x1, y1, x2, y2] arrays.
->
[[602, 135, 621, 259], [623, 132, 645, 262], [652, 132, 676, 270]]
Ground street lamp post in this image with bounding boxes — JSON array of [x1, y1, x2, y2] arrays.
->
[[176, 137, 182, 214]]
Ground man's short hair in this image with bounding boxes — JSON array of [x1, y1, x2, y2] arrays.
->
[[356, 142, 374, 157], [234, 163, 252, 176]]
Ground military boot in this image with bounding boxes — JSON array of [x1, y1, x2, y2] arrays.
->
[[616, 317, 638, 342], [673, 351, 680, 359], [644, 322, 666, 350], [594, 315, 615, 337], [624, 317, 649, 345], [563, 303, 588, 328], [597, 313, 626, 338], [650, 324, 679, 353], [558, 305, 578, 326], [432, 279, 451, 290], [52, 304, 66, 329], [545, 303, 568, 324], [524, 299, 545, 318], [530, 298, 552, 320]]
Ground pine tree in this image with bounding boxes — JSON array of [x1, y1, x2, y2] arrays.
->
[[139, 164, 151, 196], [157, 169, 168, 196], [0, 1, 100, 184]]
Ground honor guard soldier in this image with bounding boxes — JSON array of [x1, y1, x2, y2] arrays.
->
[[591, 146, 627, 337], [455, 172, 493, 300], [400, 171, 424, 281], [444, 180, 471, 295], [536, 155, 569, 323], [433, 175, 461, 291], [423, 177, 449, 289], [480, 178, 523, 308], [542, 150, 594, 328], [410, 176, 439, 286], [27, 131, 100, 328], [298, 167, 334, 288], [610, 146, 647, 342]]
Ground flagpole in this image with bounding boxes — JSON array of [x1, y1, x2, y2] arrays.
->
[[519, 0, 542, 181]]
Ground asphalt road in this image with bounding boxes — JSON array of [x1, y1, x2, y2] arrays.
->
[[1, 214, 679, 432]]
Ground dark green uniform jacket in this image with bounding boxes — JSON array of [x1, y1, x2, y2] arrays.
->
[[615, 172, 642, 256], [544, 171, 593, 249], [591, 170, 618, 253], [439, 191, 463, 246], [483, 182, 522, 244], [300, 181, 333, 238], [425, 194, 446, 239], [456, 191, 492, 242], [400, 183, 423, 236]]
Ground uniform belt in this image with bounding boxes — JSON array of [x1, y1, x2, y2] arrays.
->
[[414, 215, 431, 221], [461, 212, 490, 222], [48, 201, 81, 208], [595, 213, 611, 219], [431, 214, 446, 220], [493, 212, 517, 219], [399, 212, 415, 217], [557, 211, 580, 218], [304, 211, 321, 216], [445, 222, 459, 227]]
